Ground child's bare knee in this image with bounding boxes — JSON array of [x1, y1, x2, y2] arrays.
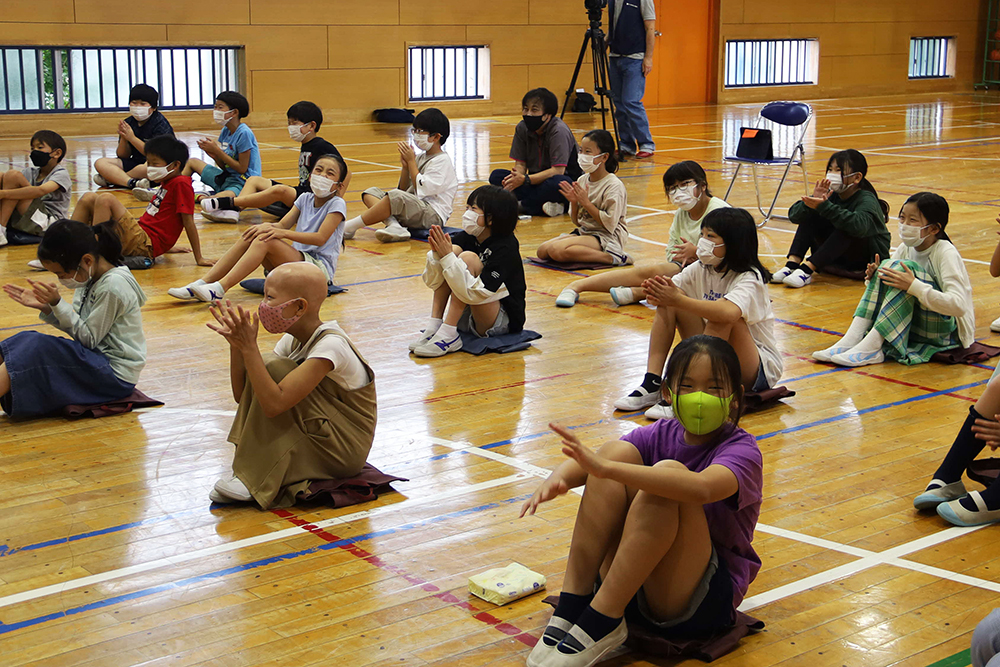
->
[[653, 459, 688, 471], [77, 191, 96, 204], [598, 440, 644, 463], [96, 192, 118, 206]]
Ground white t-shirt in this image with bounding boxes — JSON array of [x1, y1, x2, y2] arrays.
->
[[413, 151, 459, 224], [273, 321, 370, 390], [672, 262, 783, 388], [667, 197, 731, 257]]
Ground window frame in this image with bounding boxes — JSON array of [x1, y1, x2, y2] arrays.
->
[[406, 44, 491, 103], [723, 38, 819, 89]]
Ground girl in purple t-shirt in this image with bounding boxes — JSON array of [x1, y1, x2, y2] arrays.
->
[[521, 335, 763, 667]]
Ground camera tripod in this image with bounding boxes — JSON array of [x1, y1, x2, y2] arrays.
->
[[560, 14, 621, 150]]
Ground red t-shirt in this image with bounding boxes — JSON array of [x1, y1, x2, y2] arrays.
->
[[137, 175, 195, 257]]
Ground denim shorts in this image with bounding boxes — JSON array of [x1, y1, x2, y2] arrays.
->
[[457, 304, 510, 338]]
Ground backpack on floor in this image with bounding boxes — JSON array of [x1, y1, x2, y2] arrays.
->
[[572, 92, 597, 112], [373, 108, 416, 123]]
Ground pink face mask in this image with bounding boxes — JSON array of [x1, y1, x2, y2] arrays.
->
[[258, 298, 304, 334]]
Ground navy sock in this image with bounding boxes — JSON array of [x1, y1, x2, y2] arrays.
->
[[127, 178, 138, 189], [798, 263, 814, 275], [960, 477, 1000, 512], [216, 196, 237, 211], [552, 591, 592, 624], [558, 605, 621, 654], [637, 372, 662, 395], [784, 260, 800, 271], [934, 406, 986, 484]]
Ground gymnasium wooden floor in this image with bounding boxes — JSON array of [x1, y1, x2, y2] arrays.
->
[[2, 93, 1000, 667]]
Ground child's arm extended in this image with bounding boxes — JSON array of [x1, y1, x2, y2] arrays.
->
[[208, 301, 332, 418], [558, 425, 739, 504], [181, 213, 214, 267], [643, 274, 743, 324], [31, 279, 126, 349], [0, 179, 60, 202]]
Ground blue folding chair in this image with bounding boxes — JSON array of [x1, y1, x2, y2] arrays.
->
[[723, 101, 813, 228]]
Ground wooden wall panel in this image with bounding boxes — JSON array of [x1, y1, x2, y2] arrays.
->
[[74, 0, 250, 24], [491, 65, 531, 110], [166, 25, 328, 71], [0, 0, 75, 23], [0, 23, 168, 45], [252, 68, 400, 112], [248, 0, 399, 26], [468, 25, 590, 66], [327, 25, 468, 71], [528, 0, 593, 26], [400, 0, 530, 26], [527, 64, 593, 99]]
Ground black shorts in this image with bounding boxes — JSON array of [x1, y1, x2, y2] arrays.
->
[[121, 156, 144, 173]]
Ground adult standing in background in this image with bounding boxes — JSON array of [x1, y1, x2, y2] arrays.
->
[[607, 0, 656, 159]]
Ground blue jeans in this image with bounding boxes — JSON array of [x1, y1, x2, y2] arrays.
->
[[608, 56, 654, 154], [488, 169, 572, 216]]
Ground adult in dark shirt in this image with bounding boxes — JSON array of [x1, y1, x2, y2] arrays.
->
[[489, 88, 582, 218], [94, 84, 174, 189], [200, 101, 351, 223]]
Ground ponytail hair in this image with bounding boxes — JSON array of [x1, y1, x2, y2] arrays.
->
[[582, 129, 618, 174], [37, 219, 122, 272]]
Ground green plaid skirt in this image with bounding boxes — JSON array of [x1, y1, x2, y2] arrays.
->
[[854, 259, 959, 365]]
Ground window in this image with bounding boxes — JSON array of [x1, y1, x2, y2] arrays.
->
[[909, 37, 954, 79], [0, 46, 242, 114], [408, 45, 490, 102], [724, 39, 818, 88]]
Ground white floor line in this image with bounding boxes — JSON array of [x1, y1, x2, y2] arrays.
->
[[627, 233, 669, 248], [344, 156, 399, 170], [0, 472, 530, 610]]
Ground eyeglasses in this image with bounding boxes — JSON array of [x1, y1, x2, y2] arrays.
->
[[666, 180, 697, 196]]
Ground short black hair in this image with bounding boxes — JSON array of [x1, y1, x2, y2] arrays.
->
[[827, 148, 882, 202], [521, 88, 558, 117], [663, 160, 712, 197], [31, 130, 66, 162], [413, 108, 450, 145], [38, 219, 123, 271], [582, 129, 618, 174], [287, 100, 323, 132], [144, 135, 189, 168], [901, 191, 950, 241], [313, 153, 348, 183], [216, 91, 250, 119], [663, 335, 745, 429], [129, 83, 159, 108], [700, 207, 771, 283], [468, 185, 518, 237]]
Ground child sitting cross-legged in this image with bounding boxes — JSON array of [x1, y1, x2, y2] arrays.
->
[[168, 153, 348, 302], [205, 262, 376, 508], [411, 185, 526, 358], [521, 335, 762, 667]]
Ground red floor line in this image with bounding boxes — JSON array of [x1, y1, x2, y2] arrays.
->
[[421, 373, 572, 404], [346, 245, 386, 256], [270, 509, 538, 648]]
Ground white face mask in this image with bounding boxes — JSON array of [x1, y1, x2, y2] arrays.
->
[[826, 171, 858, 194], [59, 262, 92, 289], [462, 209, 485, 237], [146, 165, 172, 182], [898, 222, 929, 247], [130, 105, 151, 121], [288, 123, 309, 141], [577, 153, 605, 174], [696, 236, 724, 266], [669, 184, 700, 211], [411, 131, 434, 152], [213, 109, 232, 126], [310, 174, 338, 198]]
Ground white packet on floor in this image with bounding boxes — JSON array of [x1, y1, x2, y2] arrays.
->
[[468, 562, 546, 605]]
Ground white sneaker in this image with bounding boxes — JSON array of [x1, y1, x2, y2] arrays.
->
[[408, 327, 439, 352], [375, 220, 411, 243], [190, 281, 225, 302], [549, 618, 628, 667], [812, 345, 852, 363], [613, 385, 662, 411], [830, 348, 884, 367], [412, 330, 463, 357], [609, 286, 638, 306], [201, 209, 239, 223], [210, 475, 252, 503], [167, 280, 205, 301], [645, 400, 674, 421], [0, 225, 7, 248], [555, 288, 579, 308], [93, 174, 109, 187], [27, 259, 44, 270], [771, 266, 794, 284], [542, 201, 567, 217], [991, 315, 1000, 333], [201, 198, 221, 212], [132, 187, 158, 202], [782, 268, 813, 288], [133, 178, 151, 190]]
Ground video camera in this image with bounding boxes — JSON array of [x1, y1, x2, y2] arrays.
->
[[585, 0, 607, 24]]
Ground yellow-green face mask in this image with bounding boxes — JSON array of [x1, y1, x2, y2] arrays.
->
[[669, 390, 733, 435]]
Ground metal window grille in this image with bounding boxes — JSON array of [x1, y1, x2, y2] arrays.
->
[[0, 46, 242, 114], [724, 39, 817, 88], [909, 37, 952, 79], [408, 45, 490, 102]]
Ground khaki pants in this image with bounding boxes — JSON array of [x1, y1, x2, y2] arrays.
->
[[113, 209, 155, 258], [363, 186, 442, 230]]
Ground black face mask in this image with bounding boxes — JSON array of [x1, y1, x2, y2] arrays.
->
[[522, 114, 546, 133], [30, 150, 52, 168]]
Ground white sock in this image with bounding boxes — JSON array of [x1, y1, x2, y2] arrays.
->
[[424, 317, 442, 334], [385, 215, 401, 228], [836, 316, 872, 349], [849, 327, 884, 354], [344, 216, 365, 235], [190, 278, 206, 288], [437, 323, 458, 340]]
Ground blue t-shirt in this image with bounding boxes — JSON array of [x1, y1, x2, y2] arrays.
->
[[218, 123, 261, 180], [292, 192, 348, 280]]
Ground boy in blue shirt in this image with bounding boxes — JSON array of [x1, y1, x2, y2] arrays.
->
[[161, 91, 261, 217], [94, 84, 174, 191]]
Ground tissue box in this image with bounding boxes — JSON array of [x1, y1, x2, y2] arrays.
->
[[468, 562, 546, 605]]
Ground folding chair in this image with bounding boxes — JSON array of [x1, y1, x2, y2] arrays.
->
[[723, 101, 813, 228]]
